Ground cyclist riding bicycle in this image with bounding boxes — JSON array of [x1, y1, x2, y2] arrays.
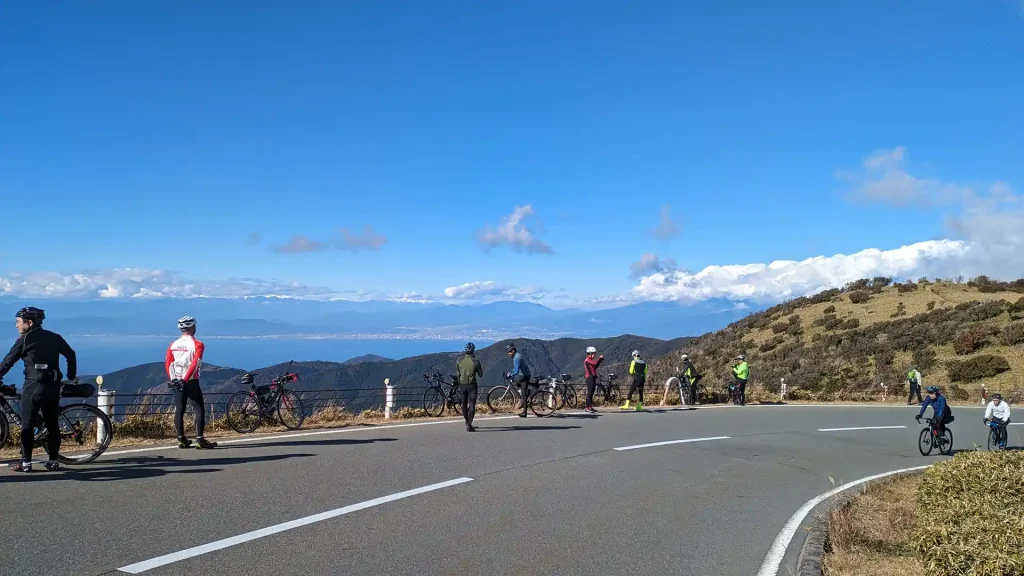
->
[[583, 345, 604, 413], [0, 307, 77, 472], [165, 316, 216, 449], [983, 393, 1011, 449], [916, 386, 954, 433]]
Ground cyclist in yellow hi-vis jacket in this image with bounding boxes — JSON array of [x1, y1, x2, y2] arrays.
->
[[622, 350, 648, 411], [732, 355, 749, 406]]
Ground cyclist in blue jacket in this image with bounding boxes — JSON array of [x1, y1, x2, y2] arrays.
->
[[915, 386, 954, 432]]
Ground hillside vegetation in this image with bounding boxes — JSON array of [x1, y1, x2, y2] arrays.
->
[[648, 276, 1024, 403]]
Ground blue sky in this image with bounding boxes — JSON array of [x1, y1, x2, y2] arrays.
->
[[1, 1, 1022, 307]]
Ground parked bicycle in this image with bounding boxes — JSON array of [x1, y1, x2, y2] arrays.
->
[[592, 373, 620, 406], [0, 381, 113, 464], [225, 362, 305, 433], [422, 372, 463, 417], [486, 374, 556, 417], [986, 418, 1009, 451], [547, 373, 577, 410], [917, 417, 953, 456]]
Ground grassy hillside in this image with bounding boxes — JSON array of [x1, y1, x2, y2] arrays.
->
[[648, 276, 1024, 403]]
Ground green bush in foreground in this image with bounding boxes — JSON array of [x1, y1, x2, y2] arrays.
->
[[913, 451, 1024, 575]]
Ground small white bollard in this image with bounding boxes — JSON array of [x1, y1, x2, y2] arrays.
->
[[384, 378, 394, 420], [779, 378, 786, 401], [879, 382, 888, 402], [548, 379, 555, 409], [96, 376, 113, 444]]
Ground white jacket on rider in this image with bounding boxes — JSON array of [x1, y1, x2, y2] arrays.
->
[[985, 401, 1011, 422]]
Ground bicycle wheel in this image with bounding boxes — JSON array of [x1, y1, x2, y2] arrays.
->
[[486, 385, 519, 414], [918, 427, 933, 456], [226, 391, 261, 433], [938, 428, 953, 455], [529, 390, 556, 417], [563, 385, 578, 410], [987, 428, 999, 451], [550, 385, 565, 411], [605, 384, 619, 405], [55, 403, 113, 464], [451, 388, 463, 415], [423, 387, 446, 417], [0, 413, 8, 447], [277, 391, 305, 430]]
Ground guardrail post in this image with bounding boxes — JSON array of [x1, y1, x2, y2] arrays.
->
[[384, 378, 394, 420], [97, 386, 114, 444]]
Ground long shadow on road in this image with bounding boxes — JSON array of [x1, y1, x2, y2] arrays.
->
[[478, 425, 582, 432], [225, 437, 398, 450], [0, 452, 317, 484]]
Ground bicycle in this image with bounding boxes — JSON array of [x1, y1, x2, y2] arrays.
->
[[986, 419, 1009, 451], [547, 373, 577, 410], [422, 372, 463, 417], [485, 374, 556, 417], [917, 417, 953, 456], [225, 362, 305, 433], [592, 374, 620, 406], [0, 381, 113, 464]]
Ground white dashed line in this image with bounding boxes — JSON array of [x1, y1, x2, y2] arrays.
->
[[613, 436, 730, 451], [118, 477, 474, 573], [817, 425, 907, 432]]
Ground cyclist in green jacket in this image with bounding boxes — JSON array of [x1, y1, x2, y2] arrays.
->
[[732, 355, 749, 406], [456, 342, 483, 431], [622, 350, 648, 411]]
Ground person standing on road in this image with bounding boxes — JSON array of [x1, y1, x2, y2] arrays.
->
[[583, 346, 604, 413], [731, 354, 749, 406], [456, 342, 483, 432], [622, 350, 647, 411], [505, 343, 532, 418], [681, 353, 701, 406], [166, 316, 217, 449], [0, 307, 77, 473], [907, 367, 923, 405]]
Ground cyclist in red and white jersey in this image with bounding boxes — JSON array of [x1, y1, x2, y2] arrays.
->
[[165, 316, 216, 449]]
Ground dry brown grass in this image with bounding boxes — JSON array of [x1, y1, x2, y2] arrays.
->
[[823, 474, 925, 576]]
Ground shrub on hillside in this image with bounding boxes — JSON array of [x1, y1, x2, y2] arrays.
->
[[890, 302, 907, 318], [869, 276, 892, 290], [812, 314, 837, 327], [848, 291, 871, 304], [946, 354, 1010, 383], [823, 317, 842, 331], [913, 451, 1024, 575], [999, 322, 1024, 346], [788, 314, 802, 325], [809, 288, 840, 305], [770, 322, 790, 335], [926, 300, 936, 311], [1009, 297, 1024, 320], [823, 305, 836, 314], [896, 281, 918, 293], [949, 384, 970, 401], [912, 347, 937, 371], [841, 318, 860, 330], [845, 279, 870, 292], [953, 327, 989, 355], [786, 322, 804, 337]]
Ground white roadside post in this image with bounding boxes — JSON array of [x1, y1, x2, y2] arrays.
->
[[96, 375, 114, 444], [880, 381, 888, 402], [384, 378, 394, 420]]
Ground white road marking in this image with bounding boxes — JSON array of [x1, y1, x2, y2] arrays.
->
[[755, 465, 932, 576], [117, 477, 474, 573], [817, 425, 907, 432], [1010, 422, 1023, 426], [613, 436, 730, 451]]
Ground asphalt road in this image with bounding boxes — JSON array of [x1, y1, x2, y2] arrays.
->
[[0, 402, 1011, 576]]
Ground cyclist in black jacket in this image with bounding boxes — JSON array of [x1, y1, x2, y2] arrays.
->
[[0, 307, 77, 472]]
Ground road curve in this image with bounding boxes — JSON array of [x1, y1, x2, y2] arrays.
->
[[0, 403, 1001, 576]]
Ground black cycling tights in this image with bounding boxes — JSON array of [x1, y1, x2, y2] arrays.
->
[[585, 376, 597, 408], [175, 379, 206, 439], [460, 385, 478, 426], [627, 381, 646, 402], [21, 382, 61, 462]]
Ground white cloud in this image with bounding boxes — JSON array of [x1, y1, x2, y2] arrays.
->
[[444, 281, 546, 302], [271, 225, 387, 254], [629, 253, 677, 279], [0, 269, 339, 300], [476, 205, 553, 254], [628, 148, 1024, 304], [338, 225, 387, 251], [651, 205, 680, 240], [273, 236, 325, 254], [628, 240, 968, 304]]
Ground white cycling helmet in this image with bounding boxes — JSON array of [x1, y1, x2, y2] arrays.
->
[[631, 349, 640, 358], [680, 352, 689, 360], [177, 316, 197, 330], [586, 346, 597, 354]]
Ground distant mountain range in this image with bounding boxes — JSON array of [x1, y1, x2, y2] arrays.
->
[[0, 296, 759, 341], [90, 334, 691, 412]]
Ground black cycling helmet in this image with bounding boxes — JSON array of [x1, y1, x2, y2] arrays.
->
[[992, 393, 1003, 400], [15, 307, 45, 324], [464, 342, 475, 353], [926, 386, 940, 394], [241, 373, 254, 386], [505, 343, 516, 353]]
